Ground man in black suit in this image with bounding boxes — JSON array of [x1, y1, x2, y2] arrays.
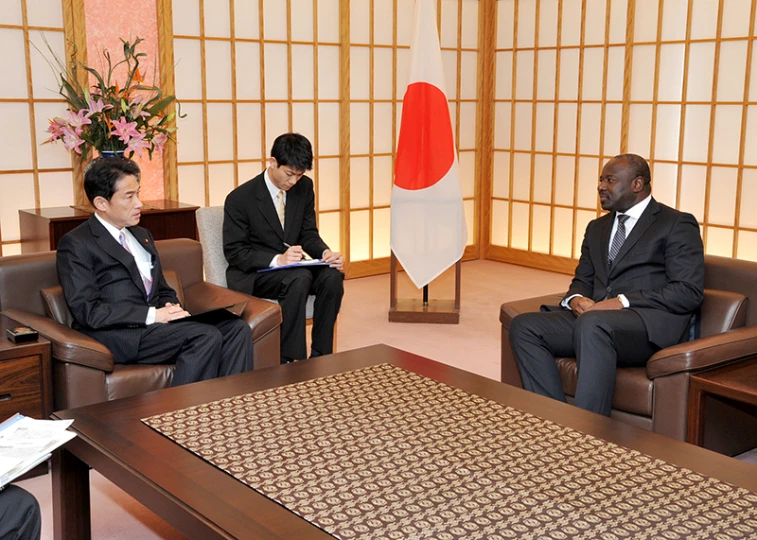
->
[[0, 485, 41, 540], [57, 158, 252, 386], [509, 154, 705, 416], [224, 133, 344, 364]]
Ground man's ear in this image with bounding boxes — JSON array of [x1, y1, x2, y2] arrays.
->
[[269, 157, 278, 169], [632, 176, 645, 193], [93, 196, 109, 212]]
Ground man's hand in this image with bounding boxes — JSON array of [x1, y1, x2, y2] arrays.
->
[[322, 249, 344, 270], [279, 245, 304, 265], [569, 296, 595, 316], [155, 302, 190, 323], [584, 297, 624, 312]]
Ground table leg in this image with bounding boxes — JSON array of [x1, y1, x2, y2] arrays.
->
[[687, 383, 707, 446], [52, 447, 91, 540]]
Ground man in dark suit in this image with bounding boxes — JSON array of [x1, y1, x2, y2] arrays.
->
[[57, 158, 252, 386], [0, 485, 41, 540], [224, 133, 344, 364], [509, 154, 705, 416]]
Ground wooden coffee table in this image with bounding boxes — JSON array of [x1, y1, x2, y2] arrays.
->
[[52, 344, 757, 540]]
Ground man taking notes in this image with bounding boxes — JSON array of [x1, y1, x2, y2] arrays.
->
[[57, 157, 253, 385], [509, 154, 705, 416], [224, 133, 344, 364]]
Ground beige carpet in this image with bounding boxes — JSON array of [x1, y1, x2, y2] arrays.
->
[[16, 260, 757, 539]]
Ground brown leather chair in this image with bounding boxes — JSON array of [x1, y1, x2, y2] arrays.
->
[[0, 238, 282, 411], [501, 255, 757, 455]]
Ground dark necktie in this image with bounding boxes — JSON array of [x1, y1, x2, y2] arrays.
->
[[608, 214, 630, 267]]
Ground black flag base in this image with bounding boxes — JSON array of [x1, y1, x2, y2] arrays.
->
[[388, 252, 461, 324]]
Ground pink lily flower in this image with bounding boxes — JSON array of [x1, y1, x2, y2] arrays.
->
[[125, 132, 150, 158], [86, 98, 113, 116], [44, 117, 68, 142], [67, 109, 92, 136], [62, 129, 85, 154], [151, 132, 168, 156], [110, 116, 140, 144]]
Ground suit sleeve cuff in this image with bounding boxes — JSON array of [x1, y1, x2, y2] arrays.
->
[[146, 307, 156, 325], [618, 294, 630, 308]]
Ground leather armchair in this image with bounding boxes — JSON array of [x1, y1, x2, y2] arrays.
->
[[0, 238, 282, 411], [501, 255, 757, 455]]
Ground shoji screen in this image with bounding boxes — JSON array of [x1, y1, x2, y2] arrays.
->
[[0, 1, 70, 256], [171, 0, 342, 252]]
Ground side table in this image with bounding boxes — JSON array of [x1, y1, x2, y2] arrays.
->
[[687, 357, 757, 446]]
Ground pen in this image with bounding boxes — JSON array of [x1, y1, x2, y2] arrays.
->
[[283, 242, 313, 260]]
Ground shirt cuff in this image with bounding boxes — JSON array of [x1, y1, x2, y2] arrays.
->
[[146, 307, 156, 325], [561, 294, 582, 309], [270, 254, 280, 268], [617, 294, 630, 308]]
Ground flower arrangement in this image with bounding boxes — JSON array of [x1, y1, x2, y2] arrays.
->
[[42, 36, 179, 160]]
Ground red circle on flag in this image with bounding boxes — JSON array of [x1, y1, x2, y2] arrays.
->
[[394, 82, 454, 191]]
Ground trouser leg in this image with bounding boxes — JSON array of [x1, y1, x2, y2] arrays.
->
[[0, 485, 41, 540], [214, 317, 254, 376], [309, 266, 344, 356]]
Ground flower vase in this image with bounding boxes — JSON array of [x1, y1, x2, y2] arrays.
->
[[100, 150, 125, 159]]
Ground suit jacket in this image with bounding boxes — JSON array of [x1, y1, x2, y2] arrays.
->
[[56, 217, 179, 363], [223, 172, 329, 294], [564, 198, 704, 348]]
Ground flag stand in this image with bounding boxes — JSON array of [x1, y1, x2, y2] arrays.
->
[[388, 252, 461, 324]]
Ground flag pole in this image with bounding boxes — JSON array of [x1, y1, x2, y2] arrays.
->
[[422, 285, 428, 306]]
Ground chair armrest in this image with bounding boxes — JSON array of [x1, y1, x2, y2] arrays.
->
[[646, 325, 757, 379], [182, 282, 282, 342], [1, 308, 114, 372], [500, 293, 565, 328]]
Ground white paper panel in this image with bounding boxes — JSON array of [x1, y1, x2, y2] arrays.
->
[[350, 157, 369, 208], [316, 158, 340, 211], [30, 31, 65, 100], [740, 169, 757, 228], [686, 43, 715, 102], [580, 104, 602, 156], [264, 43, 289, 100], [552, 207, 573, 257], [441, 0, 459, 48], [396, 48, 410, 97], [737, 231, 757, 262], [263, 0, 288, 40], [208, 163, 235, 206], [0, 104, 33, 170], [350, 210, 369, 261], [605, 46, 625, 101], [608, 0, 628, 44], [318, 102, 340, 156], [538, 0, 559, 48], [661, 0, 688, 41], [533, 154, 553, 204], [559, 49, 579, 101], [264, 103, 290, 153], [536, 50, 556, 101], [38, 171, 73, 208], [679, 165, 707, 221], [532, 205, 551, 254], [316, 0, 339, 41], [511, 202, 529, 250], [492, 151, 511, 199], [206, 103, 234, 161], [396, 0, 415, 46], [497, 0, 515, 49], [238, 162, 263, 185], [373, 155, 393, 207], [712, 106, 742, 164], [721, 0, 751, 37], [26, 0, 62, 27], [459, 102, 477, 150], [603, 104, 623, 156], [350, 0, 370, 44], [554, 156, 576, 206], [517, 0, 536, 49], [717, 41, 748, 102], [350, 102, 370, 155], [204, 0, 231, 37], [174, 39, 203, 100], [491, 200, 509, 247], [174, 0, 200, 35], [654, 105, 681, 162], [705, 226, 734, 257], [350, 46, 370, 100], [514, 103, 533, 151], [495, 52, 513, 100], [494, 102, 511, 150], [651, 162, 677, 208], [584, 0, 608, 45], [582, 48, 605, 101], [512, 152, 531, 201], [318, 46, 340, 100], [235, 42, 261, 100], [561, 0, 582, 47], [2, 244, 21, 256], [459, 150, 475, 200], [535, 103, 555, 153], [372, 0, 393, 45], [34, 103, 71, 170], [690, 0, 719, 40], [373, 207, 391, 257], [2, 29, 27, 99], [556, 103, 577, 154], [515, 51, 534, 101], [373, 103, 393, 154], [634, 0, 659, 43], [0, 173, 34, 241], [465, 199, 475, 245], [177, 165, 206, 206], [746, 107, 757, 166], [657, 44, 685, 102], [176, 103, 205, 163], [683, 105, 711, 163], [234, 0, 260, 40], [205, 41, 233, 100], [575, 210, 596, 257], [236, 103, 262, 160], [291, 45, 315, 100], [318, 211, 340, 254], [290, 0, 314, 41], [292, 103, 315, 147], [460, 52, 477, 100], [577, 157, 599, 209], [0, 1, 22, 25], [631, 45, 656, 102], [442, 50, 458, 99], [373, 49, 394, 101], [708, 167, 738, 226], [628, 104, 652, 157]]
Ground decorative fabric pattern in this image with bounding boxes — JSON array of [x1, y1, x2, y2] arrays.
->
[[143, 364, 757, 539]]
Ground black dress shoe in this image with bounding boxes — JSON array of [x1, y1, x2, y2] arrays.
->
[[280, 357, 294, 365], [310, 349, 323, 359]]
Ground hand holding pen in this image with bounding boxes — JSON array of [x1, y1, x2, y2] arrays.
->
[[279, 242, 311, 265]]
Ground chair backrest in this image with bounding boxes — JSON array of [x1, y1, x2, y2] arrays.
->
[[703, 255, 757, 327], [195, 206, 228, 287]]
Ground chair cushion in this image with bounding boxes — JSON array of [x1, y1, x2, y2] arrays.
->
[[105, 364, 175, 402], [195, 206, 228, 287], [262, 296, 316, 319]]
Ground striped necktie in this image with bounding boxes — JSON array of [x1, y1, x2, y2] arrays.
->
[[119, 231, 153, 297], [608, 214, 630, 268], [275, 190, 286, 229]]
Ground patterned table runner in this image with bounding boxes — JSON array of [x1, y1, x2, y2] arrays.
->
[[143, 364, 757, 539]]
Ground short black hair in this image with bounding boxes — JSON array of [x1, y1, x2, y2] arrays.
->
[[84, 157, 141, 204], [270, 133, 313, 171], [615, 153, 651, 187]]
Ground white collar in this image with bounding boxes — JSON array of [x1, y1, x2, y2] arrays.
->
[[264, 169, 284, 201], [95, 212, 126, 242], [617, 194, 652, 220]]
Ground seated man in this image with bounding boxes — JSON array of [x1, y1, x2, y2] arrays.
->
[[509, 154, 705, 416], [223, 133, 344, 364], [0, 485, 41, 540], [57, 157, 253, 385]]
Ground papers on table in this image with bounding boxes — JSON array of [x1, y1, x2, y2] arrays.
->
[[0, 413, 76, 489], [257, 259, 331, 273]]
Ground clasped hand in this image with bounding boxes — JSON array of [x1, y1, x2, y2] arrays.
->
[[155, 302, 190, 323], [569, 296, 623, 316]]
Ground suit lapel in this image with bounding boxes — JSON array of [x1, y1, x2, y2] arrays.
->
[[128, 226, 157, 299], [255, 177, 285, 240], [599, 214, 613, 278], [609, 198, 659, 275], [89, 218, 146, 295]]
